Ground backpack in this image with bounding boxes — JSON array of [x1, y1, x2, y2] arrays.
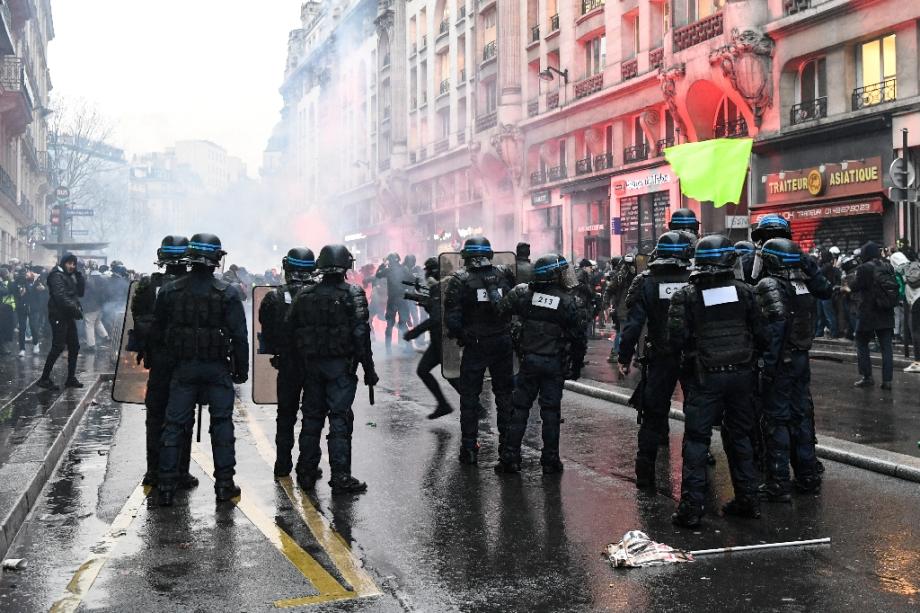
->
[[872, 262, 900, 310], [904, 260, 920, 289]]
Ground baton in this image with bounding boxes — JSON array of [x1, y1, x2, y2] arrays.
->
[[196, 403, 203, 443], [368, 386, 375, 406]]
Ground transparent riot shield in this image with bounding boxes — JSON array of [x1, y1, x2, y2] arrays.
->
[[440, 251, 516, 379], [252, 285, 280, 404], [112, 281, 148, 404]]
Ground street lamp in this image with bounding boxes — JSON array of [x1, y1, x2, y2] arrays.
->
[[538, 66, 569, 85]]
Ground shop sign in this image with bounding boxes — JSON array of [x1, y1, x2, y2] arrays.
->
[[578, 223, 606, 233], [751, 198, 883, 224], [624, 172, 672, 191], [344, 232, 367, 242], [457, 226, 484, 238], [531, 189, 552, 206], [611, 217, 622, 235], [762, 157, 882, 204]]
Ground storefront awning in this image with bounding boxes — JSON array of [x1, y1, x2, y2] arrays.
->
[[560, 177, 610, 195]]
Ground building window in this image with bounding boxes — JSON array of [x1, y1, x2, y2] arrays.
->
[[485, 80, 497, 112], [688, 0, 721, 22], [633, 116, 646, 147], [584, 35, 606, 77], [853, 35, 897, 109], [714, 97, 747, 137], [798, 57, 827, 102]]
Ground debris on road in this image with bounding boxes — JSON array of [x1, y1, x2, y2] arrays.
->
[[2, 559, 27, 571]]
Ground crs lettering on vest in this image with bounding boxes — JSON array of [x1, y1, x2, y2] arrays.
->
[[531, 292, 561, 309], [658, 282, 688, 300], [702, 285, 739, 307], [791, 281, 810, 295], [476, 288, 504, 302]]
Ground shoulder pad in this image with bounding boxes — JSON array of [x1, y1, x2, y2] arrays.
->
[[450, 270, 470, 283], [755, 277, 788, 319], [347, 283, 365, 297], [211, 277, 230, 292], [625, 272, 648, 308]]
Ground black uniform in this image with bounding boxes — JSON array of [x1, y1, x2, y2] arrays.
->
[[756, 264, 831, 496], [259, 281, 313, 478], [131, 267, 195, 486], [499, 282, 585, 471], [39, 254, 85, 388], [287, 275, 374, 487], [443, 263, 516, 461], [668, 269, 767, 520], [376, 258, 412, 351], [619, 263, 690, 474], [155, 268, 249, 495], [405, 275, 460, 416]]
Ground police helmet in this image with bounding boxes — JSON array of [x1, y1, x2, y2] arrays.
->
[[187, 233, 226, 266], [734, 240, 755, 256], [404, 254, 417, 269], [386, 252, 401, 263], [316, 244, 354, 274], [751, 214, 792, 244], [423, 257, 439, 279], [694, 234, 737, 269], [533, 253, 569, 285], [652, 231, 694, 265], [760, 238, 803, 273], [668, 208, 700, 234], [156, 235, 189, 266], [460, 236, 493, 266], [282, 247, 315, 283]]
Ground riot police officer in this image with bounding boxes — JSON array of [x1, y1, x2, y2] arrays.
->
[[755, 238, 831, 500], [376, 252, 412, 353], [750, 214, 792, 282], [574, 259, 600, 338], [617, 232, 693, 488], [668, 207, 700, 237], [495, 254, 586, 474], [258, 248, 316, 483], [155, 234, 249, 506], [443, 236, 516, 465], [287, 245, 377, 494], [404, 257, 460, 419], [131, 235, 196, 489], [735, 241, 756, 285], [667, 235, 767, 528]]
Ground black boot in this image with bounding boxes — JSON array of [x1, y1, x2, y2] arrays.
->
[[427, 403, 454, 420], [64, 377, 84, 388], [37, 377, 59, 391], [853, 377, 874, 388], [671, 500, 703, 528], [459, 442, 479, 465], [794, 475, 822, 494], [757, 481, 792, 503], [215, 480, 242, 502], [296, 467, 323, 489], [722, 496, 761, 519], [494, 458, 520, 474], [329, 474, 367, 494], [635, 457, 656, 489], [274, 460, 293, 478], [142, 472, 158, 487], [179, 474, 199, 489], [158, 488, 175, 507]]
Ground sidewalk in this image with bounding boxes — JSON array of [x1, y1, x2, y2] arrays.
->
[[0, 348, 112, 559]]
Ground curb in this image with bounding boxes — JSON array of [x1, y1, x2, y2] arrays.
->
[[810, 349, 912, 369], [0, 375, 110, 560], [563, 379, 920, 485]]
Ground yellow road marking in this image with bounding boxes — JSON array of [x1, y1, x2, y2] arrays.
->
[[49, 484, 150, 613], [238, 404, 382, 601]]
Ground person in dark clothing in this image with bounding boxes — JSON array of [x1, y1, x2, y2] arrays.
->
[[258, 247, 316, 485], [287, 244, 377, 493], [618, 231, 693, 488], [11, 268, 38, 357], [755, 238, 832, 501], [376, 253, 412, 353], [496, 254, 586, 474], [849, 241, 896, 389], [155, 234, 249, 506], [515, 242, 534, 285], [574, 259, 600, 338], [38, 254, 85, 390], [130, 236, 196, 489], [734, 241, 756, 285], [604, 255, 637, 361], [667, 235, 768, 528], [0, 269, 16, 354], [404, 257, 460, 419], [814, 249, 841, 338]]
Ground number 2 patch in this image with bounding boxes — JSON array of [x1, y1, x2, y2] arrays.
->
[[532, 293, 560, 309]]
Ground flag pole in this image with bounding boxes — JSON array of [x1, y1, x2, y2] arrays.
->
[[690, 537, 830, 557]]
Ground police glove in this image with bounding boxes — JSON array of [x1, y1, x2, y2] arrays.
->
[[269, 355, 280, 369], [231, 371, 248, 385], [800, 253, 820, 277], [364, 365, 379, 387]]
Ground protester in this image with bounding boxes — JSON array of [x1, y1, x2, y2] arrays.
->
[[848, 241, 897, 389], [892, 249, 920, 373]]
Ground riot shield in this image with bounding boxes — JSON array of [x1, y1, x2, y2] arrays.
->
[[112, 281, 148, 404], [440, 251, 516, 379], [252, 285, 279, 404]]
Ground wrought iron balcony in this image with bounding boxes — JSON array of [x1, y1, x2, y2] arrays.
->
[[0, 165, 15, 203], [649, 47, 664, 70], [531, 170, 547, 185], [714, 117, 748, 138], [482, 40, 496, 61], [548, 165, 567, 181], [784, 0, 813, 15], [527, 99, 539, 117], [594, 152, 613, 171], [852, 78, 897, 110], [574, 74, 603, 99], [621, 58, 638, 81], [673, 12, 723, 52], [790, 97, 827, 124], [475, 110, 498, 132], [439, 79, 450, 95], [434, 138, 449, 154], [439, 19, 449, 36], [656, 138, 674, 155], [581, 0, 605, 15], [550, 14, 559, 32], [546, 91, 559, 110], [531, 25, 540, 43], [0, 56, 32, 112], [624, 144, 649, 164], [575, 156, 593, 175]]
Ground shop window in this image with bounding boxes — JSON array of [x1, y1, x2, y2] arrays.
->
[[620, 191, 669, 255], [584, 34, 606, 77]]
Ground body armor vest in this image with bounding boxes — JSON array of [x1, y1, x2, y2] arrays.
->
[[690, 279, 754, 369], [165, 278, 227, 361], [460, 266, 513, 338], [517, 285, 571, 356], [292, 282, 355, 358], [645, 268, 690, 356], [266, 283, 307, 354], [782, 276, 817, 352]]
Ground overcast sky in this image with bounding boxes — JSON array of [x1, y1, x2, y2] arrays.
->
[[49, 0, 299, 175]]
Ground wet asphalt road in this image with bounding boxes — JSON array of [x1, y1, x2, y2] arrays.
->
[[1, 346, 920, 612]]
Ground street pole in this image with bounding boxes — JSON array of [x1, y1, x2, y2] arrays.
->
[[902, 128, 909, 245], [57, 200, 66, 260]]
